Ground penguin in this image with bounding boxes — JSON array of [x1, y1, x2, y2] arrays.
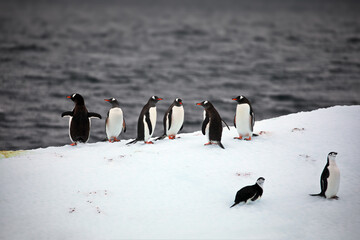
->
[[127, 96, 163, 144], [104, 98, 126, 142], [230, 177, 265, 208], [232, 95, 255, 140], [61, 93, 102, 146], [310, 152, 340, 199], [156, 98, 184, 140], [196, 100, 230, 149]]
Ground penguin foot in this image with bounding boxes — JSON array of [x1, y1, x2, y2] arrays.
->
[[244, 136, 252, 141], [168, 135, 176, 140], [145, 141, 154, 144], [114, 137, 120, 142], [234, 136, 243, 140], [331, 196, 339, 200], [204, 142, 213, 146], [70, 143, 77, 146]]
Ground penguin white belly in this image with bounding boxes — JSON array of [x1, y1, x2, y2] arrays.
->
[[144, 107, 157, 142], [106, 108, 124, 139], [236, 104, 252, 136], [325, 164, 340, 198], [167, 106, 184, 136]]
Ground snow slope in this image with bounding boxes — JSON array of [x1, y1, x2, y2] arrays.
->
[[0, 106, 359, 240]]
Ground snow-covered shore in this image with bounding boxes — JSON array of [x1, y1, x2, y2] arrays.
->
[[1, 106, 359, 239]]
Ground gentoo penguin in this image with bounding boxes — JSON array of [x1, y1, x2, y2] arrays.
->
[[156, 98, 184, 140], [232, 95, 255, 140], [196, 100, 230, 149], [230, 177, 265, 208], [104, 98, 126, 142], [127, 96, 163, 144], [61, 93, 102, 146], [310, 152, 340, 199]]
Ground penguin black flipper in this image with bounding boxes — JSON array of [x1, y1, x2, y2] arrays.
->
[[222, 119, 230, 130], [250, 111, 255, 132], [145, 111, 153, 135], [167, 108, 173, 131], [234, 115, 236, 128], [320, 166, 330, 196], [180, 123, 183, 131], [61, 111, 73, 117], [123, 117, 126, 133], [201, 114, 210, 135], [88, 112, 102, 119], [310, 164, 329, 197]]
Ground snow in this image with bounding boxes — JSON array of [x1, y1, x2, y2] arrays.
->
[[0, 105, 360, 239]]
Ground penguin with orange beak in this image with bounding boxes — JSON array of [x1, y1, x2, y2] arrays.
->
[[61, 93, 101, 146], [127, 96, 163, 144], [196, 100, 229, 149], [104, 98, 126, 142]]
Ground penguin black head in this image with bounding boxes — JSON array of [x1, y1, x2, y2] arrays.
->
[[148, 96, 163, 106], [196, 100, 212, 109], [67, 93, 85, 105], [174, 98, 183, 106], [104, 98, 120, 107], [328, 152, 338, 161], [256, 177, 265, 187], [232, 95, 250, 104]]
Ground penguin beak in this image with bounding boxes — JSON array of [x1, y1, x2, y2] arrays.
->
[[232, 98, 237, 101], [157, 98, 163, 101], [104, 99, 110, 102], [196, 103, 202, 106], [66, 96, 72, 99]]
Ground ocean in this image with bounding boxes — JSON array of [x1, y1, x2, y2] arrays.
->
[[0, 0, 359, 150]]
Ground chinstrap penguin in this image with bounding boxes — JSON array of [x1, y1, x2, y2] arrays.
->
[[156, 98, 184, 140], [230, 177, 265, 208], [104, 98, 126, 142], [61, 93, 101, 146], [232, 95, 255, 140], [127, 96, 163, 145], [196, 100, 229, 149], [310, 152, 340, 199]]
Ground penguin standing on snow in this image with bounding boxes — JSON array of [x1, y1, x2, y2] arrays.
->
[[104, 98, 126, 142], [156, 98, 184, 140], [196, 100, 230, 149], [61, 93, 102, 146], [310, 152, 340, 199], [127, 96, 163, 144], [232, 95, 255, 140], [230, 177, 265, 208]]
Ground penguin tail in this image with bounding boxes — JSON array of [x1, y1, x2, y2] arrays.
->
[[309, 193, 323, 197], [230, 203, 238, 208], [126, 139, 139, 145], [155, 135, 166, 141], [218, 142, 225, 149], [252, 133, 259, 137]]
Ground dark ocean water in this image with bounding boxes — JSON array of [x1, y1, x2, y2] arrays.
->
[[0, 0, 359, 150]]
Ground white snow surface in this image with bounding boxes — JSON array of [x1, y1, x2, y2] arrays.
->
[[1, 106, 360, 240]]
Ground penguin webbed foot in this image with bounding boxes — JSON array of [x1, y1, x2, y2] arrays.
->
[[145, 141, 154, 144], [70, 142, 77, 146]]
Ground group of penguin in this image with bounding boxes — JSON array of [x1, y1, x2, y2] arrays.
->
[[61, 93, 341, 207], [61, 93, 254, 148]]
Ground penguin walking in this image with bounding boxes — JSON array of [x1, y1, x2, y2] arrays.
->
[[230, 177, 265, 208], [196, 100, 230, 149], [232, 95, 255, 141], [310, 152, 340, 199], [156, 98, 184, 140], [104, 98, 126, 142], [127, 96, 163, 145], [61, 93, 101, 146]]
